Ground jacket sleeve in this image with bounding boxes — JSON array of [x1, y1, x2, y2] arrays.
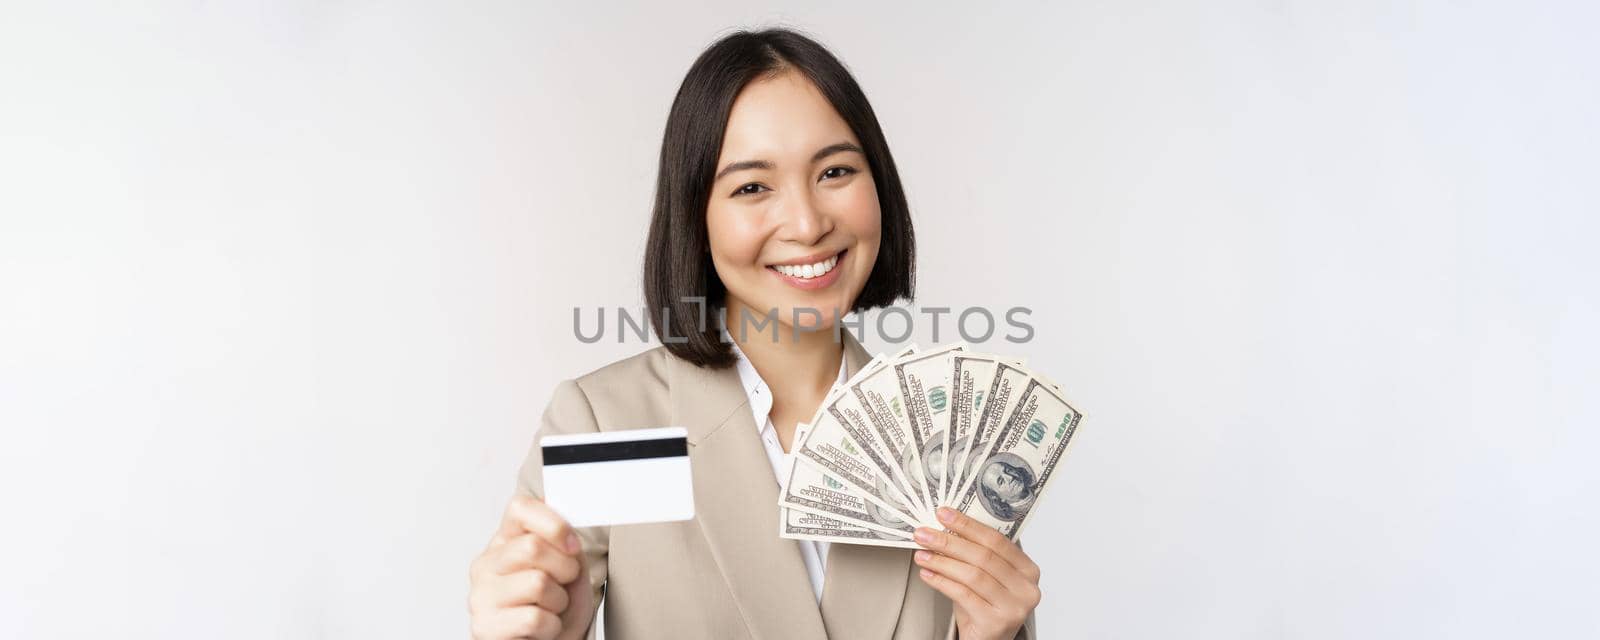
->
[[513, 378, 610, 640]]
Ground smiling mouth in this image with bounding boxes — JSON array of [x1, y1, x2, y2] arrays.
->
[[767, 250, 845, 280]]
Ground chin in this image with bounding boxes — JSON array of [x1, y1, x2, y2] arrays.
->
[[782, 302, 847, 333], [727, 282, 860, 337]]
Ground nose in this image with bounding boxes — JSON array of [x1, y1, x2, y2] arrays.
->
[[775, 189, 832, 246]]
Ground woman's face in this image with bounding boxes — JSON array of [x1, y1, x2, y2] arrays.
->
[[706, 70, 881, 335]]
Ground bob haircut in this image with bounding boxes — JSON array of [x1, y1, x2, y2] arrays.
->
[[643, 27, 917, 369]]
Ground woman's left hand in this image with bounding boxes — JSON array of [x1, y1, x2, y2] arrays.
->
[[914, 507, 1041, 640]]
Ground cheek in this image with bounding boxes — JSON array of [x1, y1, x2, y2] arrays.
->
[[836, 181, 883, 242], [705, 206, 765, 270]]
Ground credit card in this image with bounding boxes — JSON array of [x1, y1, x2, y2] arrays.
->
[[540, 426, 694, 527]]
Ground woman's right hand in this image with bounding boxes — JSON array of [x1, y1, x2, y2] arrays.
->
[[469, 495, 595, 640]]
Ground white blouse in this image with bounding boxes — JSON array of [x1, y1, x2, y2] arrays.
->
[[727, 338, 850, 603]]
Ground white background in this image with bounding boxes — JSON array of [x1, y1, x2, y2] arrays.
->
[[3, 1, 1596, 638]]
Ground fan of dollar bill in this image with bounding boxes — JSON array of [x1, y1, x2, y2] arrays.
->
[[778, 342, 1085, 547]]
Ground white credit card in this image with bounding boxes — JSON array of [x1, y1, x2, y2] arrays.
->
[[540, 426, 694, 528]]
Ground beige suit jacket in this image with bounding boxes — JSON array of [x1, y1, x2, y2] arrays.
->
[[514, 333, 1036, 639]]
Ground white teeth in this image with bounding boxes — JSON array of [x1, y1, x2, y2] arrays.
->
[[774, 254, 840, 279]]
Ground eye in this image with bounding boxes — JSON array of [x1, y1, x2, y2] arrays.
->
[[731, 182, 768, 197], [821, 165, 857, 181]]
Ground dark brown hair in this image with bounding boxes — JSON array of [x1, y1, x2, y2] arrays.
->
[[643, 27, 916, 368]]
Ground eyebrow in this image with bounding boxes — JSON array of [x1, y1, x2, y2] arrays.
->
[[713, 141, 865, 183]]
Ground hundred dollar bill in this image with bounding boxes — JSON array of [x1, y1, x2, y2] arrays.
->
[[845, 355, 936, 517], [952, 378, 1084, 539], [779, 434, 918, 537], [795, 356, 927, 523], [778, 506, 919, 549], [891, 342, 966, 506], [947, 360, 1034, 506], [945, 353, 1023, 506], [827, 344, 928, 496]]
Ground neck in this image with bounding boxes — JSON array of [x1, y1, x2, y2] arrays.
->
[[724, 300, 843, 408]]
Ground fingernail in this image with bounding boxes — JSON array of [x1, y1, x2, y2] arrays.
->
[[914, 528, 936, 545], [919, 568, 935, 580], [914, 550, 932, 563], [565, 533, 581, 554], [937, 507, 956, 524]]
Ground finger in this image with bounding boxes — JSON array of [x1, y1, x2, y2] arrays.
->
[[496, 495, 581, 556], [914, 525, 1025, 588], [914, 549, 1011, 606], [477, 533, 582, 584], [917, 565, 994, 614], [471, 605, 561, 640], [486, 569, 570, 613], [936, 507, 1036, 577]]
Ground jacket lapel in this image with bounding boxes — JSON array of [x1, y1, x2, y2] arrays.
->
[[820, 543, 913, 637], [820, 333, 915, 637], [671, 331, 904, 640], [670, 342, 827, 640]]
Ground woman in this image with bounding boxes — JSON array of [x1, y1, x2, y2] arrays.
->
[[468, 28, 1041, 640]]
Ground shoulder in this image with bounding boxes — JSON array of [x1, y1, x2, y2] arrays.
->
[[569, 345, 674, 396], [546, 346, 681, 430]]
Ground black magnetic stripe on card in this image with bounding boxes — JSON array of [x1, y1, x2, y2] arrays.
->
[[542, 437, 688, 465]]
